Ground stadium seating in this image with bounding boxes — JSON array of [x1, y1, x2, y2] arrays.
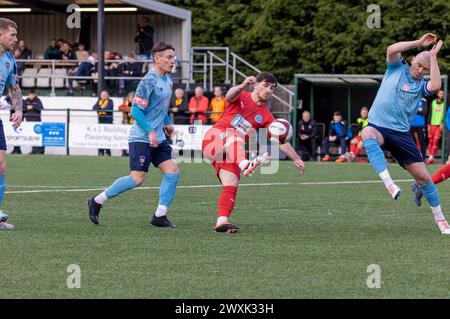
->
[[53, 68, 67, 88], [21, 68, 37, 88], [36, 68, 51, 88]]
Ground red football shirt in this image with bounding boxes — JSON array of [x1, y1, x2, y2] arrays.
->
[[213, 91, 275, 137]]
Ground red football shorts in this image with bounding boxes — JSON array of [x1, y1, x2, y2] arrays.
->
[[202, 127, 243, 181]]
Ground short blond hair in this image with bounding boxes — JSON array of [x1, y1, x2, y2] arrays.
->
[[0, 18, 18, 32]]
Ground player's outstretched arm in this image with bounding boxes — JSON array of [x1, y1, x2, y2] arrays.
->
[[8, 84, 23, 129], [279, 142, 305, 174], [386, 33, 437, 64], [427, 40, 444, 94], [225, 76, 256, 102]]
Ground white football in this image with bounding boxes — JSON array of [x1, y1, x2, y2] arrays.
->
[[268, 119, 293, 144]]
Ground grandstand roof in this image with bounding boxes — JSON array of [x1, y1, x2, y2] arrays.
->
[[122, 0, 191, 20], [295, 74, 383, 86], [0, 0, 191, 19], [295, 73, 448, 86]]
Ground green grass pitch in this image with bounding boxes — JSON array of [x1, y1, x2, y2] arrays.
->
[[1, 155, 450, 298]]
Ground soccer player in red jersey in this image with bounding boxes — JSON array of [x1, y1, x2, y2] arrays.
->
[[202, 72, 305, 233]]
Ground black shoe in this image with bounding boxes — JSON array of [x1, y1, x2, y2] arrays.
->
[[151, 215, 176, 228], [66, 91, 74, 96], [87, 196, 102, 225], [215, 222, 239, 233]]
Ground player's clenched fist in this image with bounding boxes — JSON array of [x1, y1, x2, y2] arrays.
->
[[239, 76, 257, 90], [418, 33, 437, 47], [430, 40, 443, 56]]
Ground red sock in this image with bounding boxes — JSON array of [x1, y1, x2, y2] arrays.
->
[[350, 143, 356, 154], [432, 164, 450, 185], [217, 186, 238, 218], [353, 146, 361, 157]]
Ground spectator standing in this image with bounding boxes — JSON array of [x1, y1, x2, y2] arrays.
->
[[426, 89, 445, 164], [134, 16, 154, 59], [210, 86, 225, 124], [23, 90, 44, 154], [169, 88, 188, 124], [188, 86, 209, 124], [297, 110, 318, 161], [93, 90, 114, 156], [322, 111, 348, 163], [118, 92, 135, 157]]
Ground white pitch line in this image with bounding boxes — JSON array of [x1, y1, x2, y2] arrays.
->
[[5, 179, 415, 194]]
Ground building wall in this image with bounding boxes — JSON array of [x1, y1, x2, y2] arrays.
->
[[90, 14, 182, 57], [9, 14, 183, 59]]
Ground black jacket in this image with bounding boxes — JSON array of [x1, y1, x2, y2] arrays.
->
[[298, 119, 318, 139], [23, 97, 43, 122], [134, 25, 154, 53], [117, 61, 143, 77]]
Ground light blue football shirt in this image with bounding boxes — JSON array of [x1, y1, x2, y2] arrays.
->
[[0, 51, 17, 95], [368, 58, 433, 132], [129, 69, 172, 143]]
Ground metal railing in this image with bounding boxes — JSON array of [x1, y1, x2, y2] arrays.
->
[[16, 58, 191, 96], [189, 47, 295, 111]]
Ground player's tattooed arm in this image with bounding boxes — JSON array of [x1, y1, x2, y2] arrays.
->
[[225, 76, 256, 102], [8, 84, 23, 129], [9, 84, 23, 112]]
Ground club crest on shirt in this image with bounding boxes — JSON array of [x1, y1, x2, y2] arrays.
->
[[5, 62, 10, 70], [255, 114, 263, 123], [402, 83, 411, 92]]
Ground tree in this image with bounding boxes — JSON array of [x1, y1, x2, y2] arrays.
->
[[162, 0, 449, 83]]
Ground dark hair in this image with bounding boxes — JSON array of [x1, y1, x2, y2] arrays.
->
[[0, 18, 18, 32], [333, 111, 342, 116], [29, 90, 36, 94], [152, 41, 175, 56], [256, 72, 277, 86]]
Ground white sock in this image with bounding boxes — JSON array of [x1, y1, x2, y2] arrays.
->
[[94, 192, 108, 205], [155, 204, 168, 217], [431, 205, 445, 221], [216, 216, 228, 226], [238, 159, 250, 171], [379, 169, 394, 189]]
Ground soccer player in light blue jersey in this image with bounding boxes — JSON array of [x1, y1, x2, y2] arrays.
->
[[87, 42, 180, 228], [362, 33, 449, 234], [0, 18, 23, 230]]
